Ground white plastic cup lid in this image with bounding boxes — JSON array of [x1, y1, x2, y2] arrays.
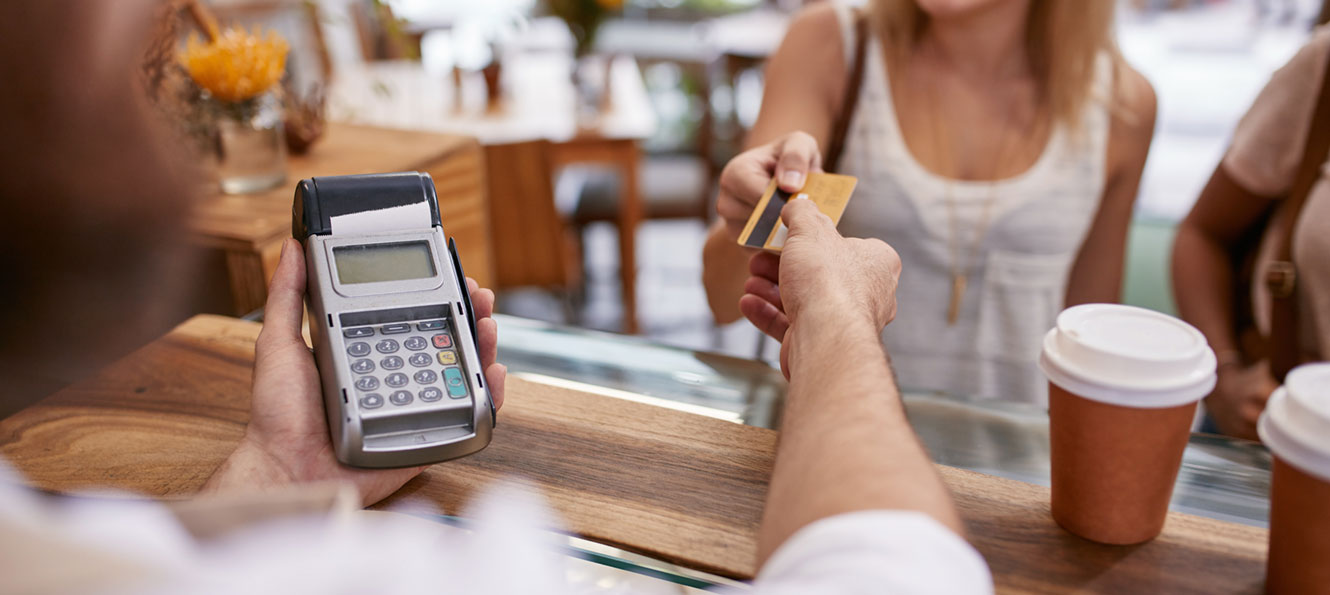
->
[[1259, 363, 1330, 482], [1038, 304, 1217, 408]]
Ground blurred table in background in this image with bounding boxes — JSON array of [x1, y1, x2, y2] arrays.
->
[[328, 53, 657, 334], [191, 123, 490, 315], [329, 51, 657, 335]]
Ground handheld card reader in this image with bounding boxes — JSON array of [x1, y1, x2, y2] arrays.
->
[[293, 172, 494, 468]]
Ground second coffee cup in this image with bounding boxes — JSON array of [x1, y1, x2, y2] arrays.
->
[[1258, 363, 1330, 595], [1039, 304, 1217, 545]]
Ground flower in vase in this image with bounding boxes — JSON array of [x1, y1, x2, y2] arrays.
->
[[180, 26, 289, 104]]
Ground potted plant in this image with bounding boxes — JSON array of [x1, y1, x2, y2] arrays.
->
[[179, 25, 290, 194]]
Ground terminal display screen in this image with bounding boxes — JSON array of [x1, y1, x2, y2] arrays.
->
[[334, 241, 436, 284]]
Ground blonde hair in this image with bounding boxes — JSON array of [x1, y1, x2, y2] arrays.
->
[[871, 0, 1118, 131]]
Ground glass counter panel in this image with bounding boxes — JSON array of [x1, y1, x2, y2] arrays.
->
[[495, 314, 1272, 528]]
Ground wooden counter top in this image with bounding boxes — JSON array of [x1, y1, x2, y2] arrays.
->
[[0, 315, 1268, 592]]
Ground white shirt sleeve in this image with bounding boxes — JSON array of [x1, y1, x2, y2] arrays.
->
[[749, 511, 993, 595]]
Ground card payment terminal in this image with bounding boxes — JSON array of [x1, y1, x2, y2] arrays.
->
[[293, 172, 494, 468]]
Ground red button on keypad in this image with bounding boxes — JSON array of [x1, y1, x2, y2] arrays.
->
[[432, 334, 452, 349]]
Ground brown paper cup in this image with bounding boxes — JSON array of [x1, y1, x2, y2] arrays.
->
[[1039, 305, 1217, 546], [1258, 365, 1330, 594], [1266, 457, 1330, 594], [1048, 383, 1197, 544]]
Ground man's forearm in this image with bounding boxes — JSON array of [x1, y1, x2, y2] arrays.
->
[[757, 307, 964, 565]]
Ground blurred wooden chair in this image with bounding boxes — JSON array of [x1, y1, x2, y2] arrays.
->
[[568, 58, 715, 228], [484, 141, 584, 302]]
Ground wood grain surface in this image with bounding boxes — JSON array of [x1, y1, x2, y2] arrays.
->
[[0, 316, 1269, 592]]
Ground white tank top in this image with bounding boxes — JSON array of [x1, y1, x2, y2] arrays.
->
[[831, 4, 1112, 406]]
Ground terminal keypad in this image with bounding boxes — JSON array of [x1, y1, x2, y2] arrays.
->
[[342, 318, 470, 414]]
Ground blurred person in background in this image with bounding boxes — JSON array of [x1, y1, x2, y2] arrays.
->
[[704, 0, 1156, 406], [1, 2, 992, 593], [1173, 23, 1330, 441]]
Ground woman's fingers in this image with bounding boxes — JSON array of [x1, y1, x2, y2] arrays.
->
[[718, 146, 779, 212], [774, 132, 821, 192]]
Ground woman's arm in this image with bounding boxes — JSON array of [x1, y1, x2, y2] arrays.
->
[[703, 3, 847, 323], [1064, 64, 1157, 306], [1176, 31, 1328, 439], [1173, 167, 1281, 439]]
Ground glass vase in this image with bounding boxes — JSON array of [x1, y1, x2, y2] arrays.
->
[[572, 53, 611, 129], [215, 92, 287, 194]]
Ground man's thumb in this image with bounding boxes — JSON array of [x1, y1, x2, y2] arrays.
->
[[780, 197, 832, 239]]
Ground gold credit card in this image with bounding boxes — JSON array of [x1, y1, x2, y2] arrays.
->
[[737, 172, 858, 252]]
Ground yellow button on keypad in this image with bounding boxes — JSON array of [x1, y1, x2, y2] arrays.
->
[[437, 351, 457, 365]]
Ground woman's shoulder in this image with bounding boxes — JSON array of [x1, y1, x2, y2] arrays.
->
[[781, 2, 848, 59], [1221, 27, 1330, 196], [766, 3, 853, 115], [1102, 57, 1157, 183], [1297, 24, 1330, 72], [1109, 58, 1158, 134], [1270, 25, 1330, 93]]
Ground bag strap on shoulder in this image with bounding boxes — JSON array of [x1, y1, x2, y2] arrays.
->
[[824, 9, 869, 174], [1267, 45, 1330, 379]]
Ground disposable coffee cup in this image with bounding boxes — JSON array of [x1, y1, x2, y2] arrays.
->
[[1038, 304, 1216, 545], [1258, 363, 1330, 594]]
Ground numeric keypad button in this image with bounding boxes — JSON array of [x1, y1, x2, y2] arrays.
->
[[375, 339, 400, 354], [404, 336, 428, 351], [347, 342, 371, 357], [350, 359, 375, 374], [385, 372, 409, 388], [390, 390, 413, 406], [414, 369, 438, 384], [381, 356, 404, 370], [408, 353, 432, 367], [359, 394, 384, 409], [419, 387, 444, 402], [354, 376, 380, 391]]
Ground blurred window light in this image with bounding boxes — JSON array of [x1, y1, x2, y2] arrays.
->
[[387, 0, 535, 23]]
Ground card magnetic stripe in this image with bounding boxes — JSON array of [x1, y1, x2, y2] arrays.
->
[[743, 188, 792, 249]]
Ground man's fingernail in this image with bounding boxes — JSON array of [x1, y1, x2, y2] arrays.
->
[[781, 171, 803, 188]]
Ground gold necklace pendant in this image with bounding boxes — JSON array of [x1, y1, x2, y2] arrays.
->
[[923, 69, 1020, 327], [948, 273, 968, 326]]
